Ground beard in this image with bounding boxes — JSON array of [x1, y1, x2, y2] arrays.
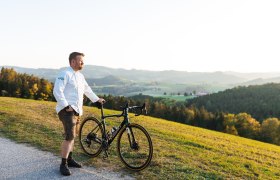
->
[[77, 63, 83, 70]]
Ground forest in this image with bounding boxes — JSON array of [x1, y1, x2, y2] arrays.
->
[[0, 67, 53, 100], [1, 67, 280, 145], [186, 83, 280, 121]]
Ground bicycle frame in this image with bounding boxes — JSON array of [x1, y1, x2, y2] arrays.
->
[[100, 105, 131, 145], [80, 102, 152, 170]]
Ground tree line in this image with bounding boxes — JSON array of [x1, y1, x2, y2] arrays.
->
[[0, 67, 53, 100], [1, 67, 280, 145], [186, 83, 280, 121], [85, 94, 280, 145]]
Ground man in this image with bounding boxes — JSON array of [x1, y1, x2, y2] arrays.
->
[[53, 52, 105, 176]]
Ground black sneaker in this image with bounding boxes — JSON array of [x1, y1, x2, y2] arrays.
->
[[60, 164, 71, 176], [67, 159, 82, 168]]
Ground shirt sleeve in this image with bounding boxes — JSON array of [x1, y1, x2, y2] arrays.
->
[[83, 77, 99, 103], [53, 71, 69, 108]]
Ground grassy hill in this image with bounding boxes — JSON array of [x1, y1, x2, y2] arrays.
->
[[0, 97, 280, 179]]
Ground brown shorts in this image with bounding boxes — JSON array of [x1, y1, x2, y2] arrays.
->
[[58, 109, 80, 141]]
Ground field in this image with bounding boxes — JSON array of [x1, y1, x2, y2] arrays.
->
[[0, 97, 280, 179], [155, 95, 194, 102], [91, 82, 229, 98]]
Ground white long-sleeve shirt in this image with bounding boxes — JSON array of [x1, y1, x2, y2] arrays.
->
[[53, 67, 99, 116]]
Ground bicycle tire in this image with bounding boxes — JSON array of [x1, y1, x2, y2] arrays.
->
[[79, 116, 103, 157], [117, 123, 153, 171]]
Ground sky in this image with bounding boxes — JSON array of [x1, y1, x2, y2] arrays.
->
[[0, 0, 280, 72]]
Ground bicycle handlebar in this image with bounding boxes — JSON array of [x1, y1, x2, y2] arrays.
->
[[129, 103, 147, 116], [94, 101, 147, 116]]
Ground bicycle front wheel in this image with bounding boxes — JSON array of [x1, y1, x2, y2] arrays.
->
[[117, 123, 153, 171], [79, 116, 103, 157]]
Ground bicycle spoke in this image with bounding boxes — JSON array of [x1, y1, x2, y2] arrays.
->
[[117, 124, 153, 170], [79, 117, 103, 157]]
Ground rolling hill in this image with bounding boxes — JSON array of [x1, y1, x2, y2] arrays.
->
[[187, 83, 280, 121], [0, 97, 280, 179], [1, 65, 246, 85], [240, 77, 280, 86], [86, 75, 128, 86], [0, 65, 247, 97], [4, 65, 280, 97]]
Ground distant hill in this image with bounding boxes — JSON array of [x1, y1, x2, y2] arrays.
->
[[3, 66, 280, 86], [86, 75, 128, 86], [224, 71, 280, 80], [240, 77, 280, 86], [4, 65, 280, 97], [187, 83, 280, 121], [0, 65, 246, 85]]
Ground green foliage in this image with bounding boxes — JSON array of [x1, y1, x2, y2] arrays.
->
[[261, 118, 280, 144], [224, 114, 238, 135], [187, 83, 280, 121], [0, 67, 53, 100], [235, 113, 261, 139]]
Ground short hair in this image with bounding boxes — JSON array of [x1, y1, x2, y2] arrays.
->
[[69, 52, 85, 64]]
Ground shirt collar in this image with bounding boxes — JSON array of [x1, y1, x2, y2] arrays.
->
[[68, 66, 79, 74]]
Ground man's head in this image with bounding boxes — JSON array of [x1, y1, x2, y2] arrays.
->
[[69, 52, 85, 71]]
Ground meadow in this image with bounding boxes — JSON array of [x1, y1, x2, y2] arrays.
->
[[0, 97, 280, 179]]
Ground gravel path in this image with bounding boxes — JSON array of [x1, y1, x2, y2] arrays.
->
[[0, 137, 134, 180]]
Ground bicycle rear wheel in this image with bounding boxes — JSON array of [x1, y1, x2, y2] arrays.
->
[[79, 116, 103, 157], [117, 123, 153, 171]]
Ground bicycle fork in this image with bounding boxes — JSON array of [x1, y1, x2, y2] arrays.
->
[[126, 126, 139, 150]]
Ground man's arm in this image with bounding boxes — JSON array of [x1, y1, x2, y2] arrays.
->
[[53, 72, 69, 108]]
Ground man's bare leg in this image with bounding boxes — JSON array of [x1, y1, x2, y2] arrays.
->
[[61, 140, 74, 158], [62, 125, 82, 168], [60, 140, 73, 176]]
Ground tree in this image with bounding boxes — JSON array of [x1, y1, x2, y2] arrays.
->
[[184, 108, 195, 124], [0, 68, 53, 101], [235, 113, 260, 139], [261, 118, 280, 144], [223, 114, 238, 135], [225, 125, 238, 135]]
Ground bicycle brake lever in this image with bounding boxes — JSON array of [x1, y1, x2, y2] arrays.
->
[[135, 107, 146, 116], [143, 108, 147, 115]]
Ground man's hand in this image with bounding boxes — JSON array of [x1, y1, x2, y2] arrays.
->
[[97, 98, 106, 104], [65, 105, 74, 112]]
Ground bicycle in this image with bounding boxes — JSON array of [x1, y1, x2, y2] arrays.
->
[[79, 102, 153, 171]]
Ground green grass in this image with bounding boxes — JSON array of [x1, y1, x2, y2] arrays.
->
[[155, 95, 194, 102], [1, 97, 280, 179]]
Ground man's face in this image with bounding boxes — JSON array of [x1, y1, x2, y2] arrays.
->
[[71, 55, 84, 70]]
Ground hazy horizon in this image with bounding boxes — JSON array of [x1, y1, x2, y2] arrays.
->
[[2, 64, 280, 74], [1, 1, 280, 73]]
